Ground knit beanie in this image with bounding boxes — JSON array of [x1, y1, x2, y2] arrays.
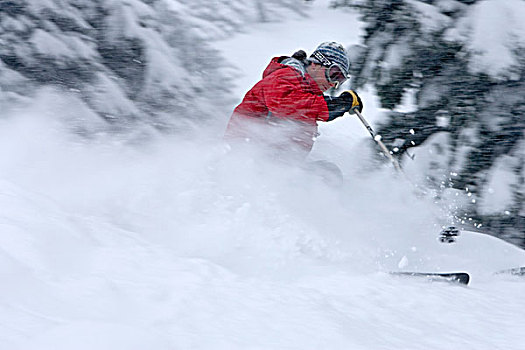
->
[[308, 42, 350, 77]]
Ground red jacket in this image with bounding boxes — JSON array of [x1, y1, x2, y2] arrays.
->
[[225, 56, 329, 154]]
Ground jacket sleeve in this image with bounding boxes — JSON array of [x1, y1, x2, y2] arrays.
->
[[324, 95, 348, 121], [260, 70, 329, 123]]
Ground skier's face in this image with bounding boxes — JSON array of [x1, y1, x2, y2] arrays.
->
[[308, 63, 337, 92]]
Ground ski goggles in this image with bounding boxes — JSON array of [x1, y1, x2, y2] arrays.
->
[[311, 50, 350, 89], [325, 65, 348, 89]]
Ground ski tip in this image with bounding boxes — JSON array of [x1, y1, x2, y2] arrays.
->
[[390, 271, 470, 285], [494, 266, 525, 276]]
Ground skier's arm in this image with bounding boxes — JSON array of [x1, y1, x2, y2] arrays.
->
[[324, 90, 363, 121]]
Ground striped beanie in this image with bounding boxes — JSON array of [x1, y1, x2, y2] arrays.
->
[[308, 42, 350, 77]]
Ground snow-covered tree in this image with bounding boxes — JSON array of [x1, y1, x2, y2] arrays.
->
[[0, 0, 307, 134], [336, 0, 525, 247]]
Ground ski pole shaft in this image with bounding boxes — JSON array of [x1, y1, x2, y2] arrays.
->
[[354, 108, 376, 139], [352, 108, 401, 171]]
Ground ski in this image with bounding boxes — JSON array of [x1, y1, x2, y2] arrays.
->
[[390, 271, 470, 285], [494, 266, 525, 276]]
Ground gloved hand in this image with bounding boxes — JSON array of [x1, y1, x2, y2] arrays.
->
[[339, 90, 363, 114], [324, 89, 363, 121]]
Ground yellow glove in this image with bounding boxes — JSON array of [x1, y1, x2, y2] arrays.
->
[[340, 90, 363, 114]]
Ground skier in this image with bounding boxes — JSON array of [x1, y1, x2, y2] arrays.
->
[[224, 41, 363, 160]]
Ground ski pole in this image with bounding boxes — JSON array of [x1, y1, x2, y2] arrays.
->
[[352, 107, 402, 171]]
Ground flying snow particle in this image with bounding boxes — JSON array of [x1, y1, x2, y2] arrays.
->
[[398, 256, 409, 269]]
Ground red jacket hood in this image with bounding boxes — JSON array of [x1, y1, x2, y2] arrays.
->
[[262, 56, 320, 90], [262, 56, 297, 79]]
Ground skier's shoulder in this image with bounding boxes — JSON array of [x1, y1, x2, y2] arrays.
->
[[280, 57, 307, 77], [263, 56, 306, 81]]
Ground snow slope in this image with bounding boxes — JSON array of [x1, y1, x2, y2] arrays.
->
[[1, 1, 524, 349]]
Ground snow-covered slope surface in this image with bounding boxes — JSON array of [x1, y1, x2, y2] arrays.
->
[[1, 1, 524, 349], [2, 106, 525, 350]]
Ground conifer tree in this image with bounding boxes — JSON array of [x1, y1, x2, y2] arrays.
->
[[0, 0, 306, 132], [336, 0, 525, 247]]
